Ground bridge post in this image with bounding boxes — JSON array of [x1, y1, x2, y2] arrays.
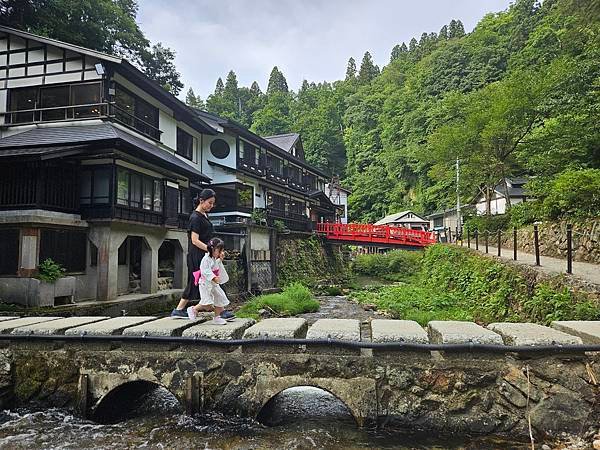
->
[[534, 224, 540, 266], [475, 229, 479, 250], [485, 231, 489, 253], [566, 223, 573, 274], [185, 374, 201, 415], [76, 373, 89, 419], [467, 229, 470, 248], [497, 230, 501, 256]]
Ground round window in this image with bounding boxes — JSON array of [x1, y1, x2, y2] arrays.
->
[[210, 139, 230, 159]]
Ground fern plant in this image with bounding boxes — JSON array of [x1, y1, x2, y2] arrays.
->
[[38, 258, 66, 283]]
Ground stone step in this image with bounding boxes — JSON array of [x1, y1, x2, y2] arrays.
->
[[487, 323, 583, 346], [65, 316, 157, 336], [243, 318, 308, 339], [0, 317, 64, 334], [306, 319, 360, 341], [11, 317, 110, 335], [371, 319, 428, 343], [122, 317, 198, 337], [428, 321, 503, 345], [182, 318, 255, 340], [550, 321, 600, 345]]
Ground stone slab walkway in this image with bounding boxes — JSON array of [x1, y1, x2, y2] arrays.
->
[[0, 316, 597, 348], [470, 245, 600, 285]]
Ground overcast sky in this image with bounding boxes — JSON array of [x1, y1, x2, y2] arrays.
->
[[137, 0, 513, 100]]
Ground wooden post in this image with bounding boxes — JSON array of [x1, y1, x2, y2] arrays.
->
[[485, 231, 489, 254], [76, 373, 89, 418], [475, 229, 479, 250], [513, 227, 517, 261], [467, 229, 471, 248], [566, 224, 573, 274], [534, 224, 540, 266], [497, 230, 501, 257]]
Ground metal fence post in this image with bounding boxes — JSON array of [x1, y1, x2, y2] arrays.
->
[[534, 224, 540, 266], [513, 227, 517, 261], [467, 229, 471, 248], [475, 229, 479, 250], [485, 231, 489, 254], [448, 227, 452, 243], [497, 230, 501, 257], [566, 223, 573, 274]]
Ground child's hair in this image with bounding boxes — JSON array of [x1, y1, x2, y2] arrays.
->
[[207, 237, 225, 256]]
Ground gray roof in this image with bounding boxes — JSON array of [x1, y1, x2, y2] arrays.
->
[[263, 133, 300, 153], [493, 178, 529, 198], [374, 210, 429, 226], [0, 123, 210, 181]]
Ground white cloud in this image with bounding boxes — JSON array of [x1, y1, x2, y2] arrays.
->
[[137, 0, 512, 99]]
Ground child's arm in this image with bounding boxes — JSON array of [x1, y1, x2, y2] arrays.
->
[[200, 256, 215, 282]]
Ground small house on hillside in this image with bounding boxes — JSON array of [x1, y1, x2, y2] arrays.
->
[[474, 177, 530, 216], [426, 208, 461, 231], [374, 210, 429, 230]]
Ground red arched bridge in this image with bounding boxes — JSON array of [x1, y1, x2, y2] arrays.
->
[[316, 223, 437, 249]]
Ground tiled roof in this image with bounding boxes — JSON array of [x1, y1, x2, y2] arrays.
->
[[263, 133, 300, 153], [0, 123, 210, 181], [374, 210, 429, 225]]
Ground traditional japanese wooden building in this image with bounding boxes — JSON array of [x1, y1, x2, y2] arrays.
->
[[0, 25, 215, 305], [0, 26, 338, 305]]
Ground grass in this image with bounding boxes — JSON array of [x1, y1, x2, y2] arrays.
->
[[236, 282, 319, 320], [349, 245, 600, 326]]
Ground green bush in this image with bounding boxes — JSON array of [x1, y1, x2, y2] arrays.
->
[[464, 214, 510, 233], [508, 201, 544, 227], [541, 169, 600, 219], [237, 282, 319, 320], [37, 259, 65, 283], [352, 250, 422, 279]]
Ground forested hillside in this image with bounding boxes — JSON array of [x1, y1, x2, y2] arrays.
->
[[198, 0, 599, 222], [4, 0, 598, 223]]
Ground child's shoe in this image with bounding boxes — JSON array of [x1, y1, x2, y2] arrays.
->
[[187, 306, 197, 321], [220, 310, 236, 321], [212, 316, 227, 325]]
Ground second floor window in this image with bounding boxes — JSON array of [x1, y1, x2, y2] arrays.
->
[[266, 154, 282, 175], [114, 84, 160, 140], [9, 82, 102, 124], [176, 128, 194, 161]]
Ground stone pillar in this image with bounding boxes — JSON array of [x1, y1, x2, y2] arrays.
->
[[18, 227, 39, 277], [89, 226, 124, 301], [165, 230, 188, 290], [172, 240, 185, 289], [141, 236, 161, 294]]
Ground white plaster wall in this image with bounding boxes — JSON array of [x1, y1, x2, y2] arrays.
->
[[202, 132, 237, 176], [251, 228, 271, 251], [159, 110, 177, 150]]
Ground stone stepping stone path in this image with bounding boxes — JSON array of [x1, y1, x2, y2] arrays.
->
[[0, 317, 596, 354], [551, 321, 600, 344], [488, 322, 583, 346], [65, 316, 157, 336], [11, 317, 109, 335], [371, 319, 428, 344], [429, 320, 503, 345], [182, 318, 255, 340]]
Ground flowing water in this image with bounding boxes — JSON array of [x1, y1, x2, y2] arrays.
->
[[0, 386, 534, 449]]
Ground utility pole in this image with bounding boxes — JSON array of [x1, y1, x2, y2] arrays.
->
[[456, 158, 461, 234]]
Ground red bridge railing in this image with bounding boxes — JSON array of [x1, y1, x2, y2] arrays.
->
[[316, 222, 437, 247]]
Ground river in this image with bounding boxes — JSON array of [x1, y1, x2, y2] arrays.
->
[[0, 386, 537, 449]]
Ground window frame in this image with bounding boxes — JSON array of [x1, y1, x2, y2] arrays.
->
[[176, 127, 195, 161]]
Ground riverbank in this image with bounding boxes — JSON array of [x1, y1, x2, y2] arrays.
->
[[349, 245, 600, 326]]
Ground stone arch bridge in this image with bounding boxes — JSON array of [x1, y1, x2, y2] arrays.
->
[[0, 315, 598, 438]]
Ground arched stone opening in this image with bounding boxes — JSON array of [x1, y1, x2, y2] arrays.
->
[[256, 385, 359, 427], [90, 380, 183, 424], [158, 240, 184, 289]]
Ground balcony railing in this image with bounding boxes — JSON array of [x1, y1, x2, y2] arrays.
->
[[1, 102, 162, 142], [1, 102, 109, 125], [237, 157, 265, 176], [109, 103, 162, 141]]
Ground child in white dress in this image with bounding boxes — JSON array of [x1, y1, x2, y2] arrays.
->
[[187, 238, 230, 325]]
